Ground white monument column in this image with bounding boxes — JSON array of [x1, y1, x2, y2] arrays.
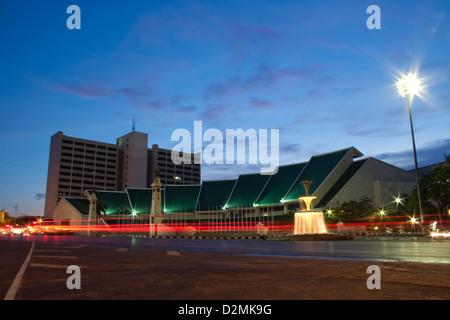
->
[[150, 169, 163, 236], [88, 191, 97, 236]]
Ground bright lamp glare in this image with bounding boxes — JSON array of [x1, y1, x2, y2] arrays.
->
[[397, 73, 421, 98]]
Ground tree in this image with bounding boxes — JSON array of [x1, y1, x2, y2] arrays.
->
[[407, 155, 450, 228], [327, 196, 374, 222], [0, 210, 11, 226], [421, 155, 450, 225]]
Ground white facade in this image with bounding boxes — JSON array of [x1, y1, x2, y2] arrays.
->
[[325, 157, 416, 208], [117, 131, 148, 189]]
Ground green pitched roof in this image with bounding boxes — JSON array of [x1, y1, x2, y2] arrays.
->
[[94, 190, 132, 215], [164, 184, 201, 213], [316, 159, 368, 208], [64, 198, 90, 215], [126, 188, 153, 215], [64, 147, 366, 216], [255, 162, 307, 206], [283, 148, 352, 202], [196, 179, 237, 211], [225, 173, 271, 208]]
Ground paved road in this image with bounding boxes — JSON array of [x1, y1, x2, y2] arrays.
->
[[1, 235, 450, 301], [3, 234, 450, 264]]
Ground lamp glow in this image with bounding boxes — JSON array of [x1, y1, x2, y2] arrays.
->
[[396, 73, 421, 98]]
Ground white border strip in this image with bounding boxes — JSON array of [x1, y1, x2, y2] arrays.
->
[[4, 241, 35, 300]]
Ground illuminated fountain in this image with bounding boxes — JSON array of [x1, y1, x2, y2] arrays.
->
[[294, 181, 327, 235]]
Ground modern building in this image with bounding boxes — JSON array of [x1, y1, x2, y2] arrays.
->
[[52, 146, 417, 231], [44, 131, 201, 218], [148, 144, 201, 186]]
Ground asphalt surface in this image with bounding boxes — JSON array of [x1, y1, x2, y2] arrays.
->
[[1, 235, 450, 302]]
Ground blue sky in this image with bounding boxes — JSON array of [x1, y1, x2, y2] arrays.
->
[[1, 0, 449, 216]]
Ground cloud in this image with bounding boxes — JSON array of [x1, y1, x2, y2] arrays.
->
[[35, 193, 45, 201], [173, 105, 197, 115], [205, 76, 241, 100], [248, 98, 276, 109], [374, 139, 450, 170], [227, 23, 286, 64], [56, 81, 149, 100], [204, 64, 326, 100], [248, 97, 297, 110], [200, 104, 231, 120], [231, 24, 285, 42], [56, 83, 109, 98], [307, 89, 324, 99]]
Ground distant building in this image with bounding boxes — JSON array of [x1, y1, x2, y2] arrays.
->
[[44, 131, 200, 218], [409, 160, 449, 178]]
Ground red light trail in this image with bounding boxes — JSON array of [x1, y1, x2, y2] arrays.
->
[[4, 213, 448, 236]]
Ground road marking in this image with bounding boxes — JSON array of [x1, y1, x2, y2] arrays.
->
[[36, 245, 62, 248], [61, 245, 85, 249], [4, 242, 35, 300], [38, 245, 85, 249], [116, 248, 128, 252], [33, 255, 79, 259], [34, 249, 72, 253], [29, 263, 86, 269], [166, 250, 181, 256]]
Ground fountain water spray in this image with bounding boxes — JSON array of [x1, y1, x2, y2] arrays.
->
[[294, 181, 327, 235]]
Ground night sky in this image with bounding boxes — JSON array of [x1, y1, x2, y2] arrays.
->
[[1, 0, 449, 216]]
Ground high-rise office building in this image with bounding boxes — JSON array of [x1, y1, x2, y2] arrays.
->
[[148, 144, 201, 186], [44, 131, 201, 218], [117, 131, 149, 190]]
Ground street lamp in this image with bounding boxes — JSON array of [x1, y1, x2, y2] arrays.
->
[[396, 72, 424, 223]]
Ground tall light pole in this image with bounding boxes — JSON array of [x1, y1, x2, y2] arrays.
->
[[396, 73, 424, 223]]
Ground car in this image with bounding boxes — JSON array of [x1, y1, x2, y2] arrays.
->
[[11, 226, 26, 235], [43, 225, 74, 235], [1, 224, 12, 235]]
